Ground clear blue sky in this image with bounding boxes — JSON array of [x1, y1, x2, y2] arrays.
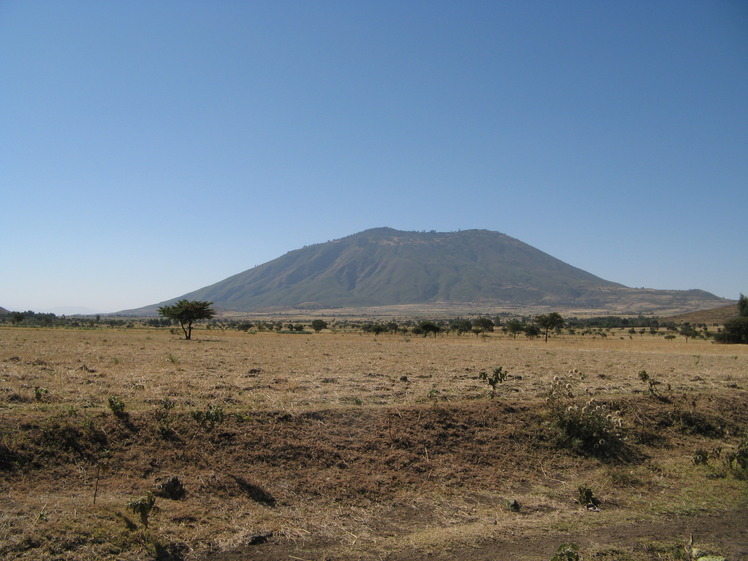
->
[[1, 1, 746, 314]]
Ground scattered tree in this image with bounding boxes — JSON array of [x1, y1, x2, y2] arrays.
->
[[362, 322, 388, 335], [415, 320, 441, 337], [385, 321, 400, 333], [535, 312, 564, 342], [680, 324, 698, 341], [504, 319, 525, 339], [311, 319, 328, 332], [450, 319, 472, 335], [158, 300, 216, 340], [473, 317, 495, 333]]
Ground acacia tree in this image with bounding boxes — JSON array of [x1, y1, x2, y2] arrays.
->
[[158, 300, 215, 340], [535, 312, 564, 343], [415, 320, 441, 337], [504, 319, 524, 339], [473, 317, 495, 334], [311, 319, 328, 332]]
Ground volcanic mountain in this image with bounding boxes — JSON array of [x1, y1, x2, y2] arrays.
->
[[125, 228, 727, 315]]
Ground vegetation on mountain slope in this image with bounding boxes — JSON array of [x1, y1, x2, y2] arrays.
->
[[124, 228, 728, 315]]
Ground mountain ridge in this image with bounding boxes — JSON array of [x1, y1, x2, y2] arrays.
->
[[121, 228, 729, 316]]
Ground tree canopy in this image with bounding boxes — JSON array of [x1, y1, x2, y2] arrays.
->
[[738, 294, 748, 317], [535, 312, 564, 342], [713, 295, 748, 344], [473, 317, 495, 333], [310, 319, 328, 332], [158, 300, 215, 340], [504, 319, 525, 338], [714, 317, 748, 344]]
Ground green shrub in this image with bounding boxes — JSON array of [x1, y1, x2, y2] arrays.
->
[[550, 543, 580, 561], [107, 396, 126, 418], [714, 316, 748, 344], [191, 404, 225, 430], [127, 492, 157, 527], [155, 398, 176, 438], [478, 366, 508, 398]]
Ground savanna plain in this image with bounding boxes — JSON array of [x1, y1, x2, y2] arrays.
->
[[1, 325, 747, 560]]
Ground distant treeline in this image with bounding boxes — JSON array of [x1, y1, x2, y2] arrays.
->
[[566, 315, 665, 329], [0, 310, 706, 334], [0, 310, 716, 338], [0, 310, 171, 329]]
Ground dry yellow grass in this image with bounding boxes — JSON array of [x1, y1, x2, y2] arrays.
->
[[2, 327, 745, 413], [0, 326, 746, 561]]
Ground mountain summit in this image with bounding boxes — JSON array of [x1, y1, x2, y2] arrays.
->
[[126, 228, 726, 315]]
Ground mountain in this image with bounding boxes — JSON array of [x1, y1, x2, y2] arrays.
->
[[123, 228, 729, 316]]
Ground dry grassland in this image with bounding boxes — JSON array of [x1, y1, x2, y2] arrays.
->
[[1, 326, 747, 560]]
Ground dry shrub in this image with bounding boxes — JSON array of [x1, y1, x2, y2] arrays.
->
[[546, 371, 631, 461]]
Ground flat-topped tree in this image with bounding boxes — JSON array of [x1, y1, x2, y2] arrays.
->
[[158, 300, 215, 340], [535, 312, 564, 343]]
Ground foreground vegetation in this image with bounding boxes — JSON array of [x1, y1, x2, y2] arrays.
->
[[1, 324, 746, 560]]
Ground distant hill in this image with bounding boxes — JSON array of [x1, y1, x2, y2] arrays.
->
[[666, 303, 739, 325], [0, 307, 9, 316], [122, 228, 730, 316]]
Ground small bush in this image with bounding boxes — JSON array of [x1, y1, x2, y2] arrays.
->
[[155, 476, 186, 500], [478, 366, 508, 398], [546, 372, 628, 460], [637, 370, 670, 402], [551, 543, 580, 561], [693, 449, 709, 465], [577, 485, 600, 508], [506, 498, 521, 512], [107, 396, 126, 418], [155, 398, 176, 437], [191, 404, 225, 430], [128, 492, 157, 527], [725, 438, 748, 479]]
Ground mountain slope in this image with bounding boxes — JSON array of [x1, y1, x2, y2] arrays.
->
[[124, 228, 728, 315]]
